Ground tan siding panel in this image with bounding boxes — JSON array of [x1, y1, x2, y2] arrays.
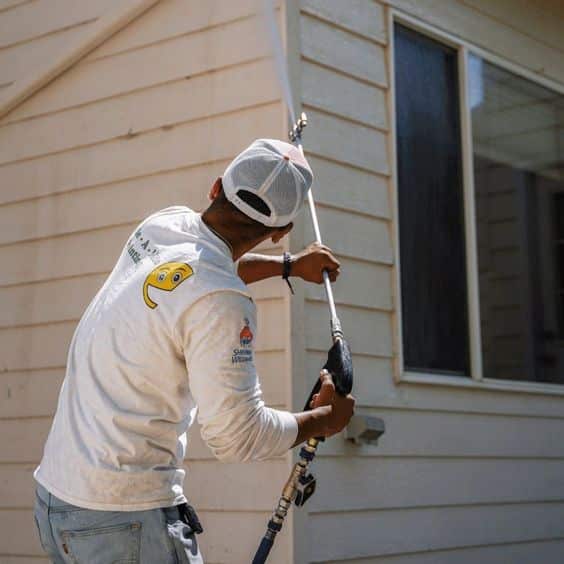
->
[[0, 558, 49, 564], [0, 225, 133, 286], [323, 539, 564, 564], [309, 457, 564, 513], [305, 303, 393, 358], [1, 15, 274, 125], [0, 103, 282, 206], [0, 419, 50, 464], [84, 0, 274, 62], [0, 164, 227, 245], [305, 259, 392, 311], [0, 463, 37, 508], [319, 408, 564, 458], [388, 0, 564, 84], [0, 323, 75, 373], [0, 24, 91, 87], [305, 109, 389, 174], [310, 502, 564, 562], [254, 299, 287, 352], [185, 459, 289, 512], [0, 274, 106, 328], [0, 369, 64, 418], [302, 60, 387, 130], [0, 59, 279, 166], [0, 0, 113, 48], [0, 0, 33, 11], [301, 0, 386, 44], [304, 207, 393, 265], [461, 0, 564, 53], [301, 13, 387, 87], [307, 156, 390, 219]]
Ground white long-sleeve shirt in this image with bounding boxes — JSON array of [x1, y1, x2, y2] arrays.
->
[[34, 207, 297, 511]]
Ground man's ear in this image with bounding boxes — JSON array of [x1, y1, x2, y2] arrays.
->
[[271, 222, 293, 244], [209, 177, 222, 201]]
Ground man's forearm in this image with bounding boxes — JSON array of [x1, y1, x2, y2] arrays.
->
[[291, 407, 331, 447], [237, 253, 286, 284]]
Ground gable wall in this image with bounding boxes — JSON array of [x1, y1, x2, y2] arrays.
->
[[0, 1, 294, 563], [0, 0, 117, 93]]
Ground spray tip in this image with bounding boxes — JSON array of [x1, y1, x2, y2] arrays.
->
[[289, 113, 308, 143]]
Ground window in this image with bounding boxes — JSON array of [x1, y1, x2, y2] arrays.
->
[[470, 56, 564, 384], [393, 22, 564, 386], [394, 24, 469, 376]]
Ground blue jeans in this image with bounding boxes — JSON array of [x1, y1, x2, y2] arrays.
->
[[34, 484, 204, 563]]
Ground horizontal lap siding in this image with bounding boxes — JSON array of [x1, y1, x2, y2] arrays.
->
[[297, 0, 564, 562], [322, 539, 564, 564], [309, 503, 564, 562], [0, 1, 292, 562], [0, 0, 112, 89]]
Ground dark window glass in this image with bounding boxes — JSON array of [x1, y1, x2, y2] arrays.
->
[[394, 24, 469, 375], [556, 194, 564, 339], [470, 55, 564, 384]]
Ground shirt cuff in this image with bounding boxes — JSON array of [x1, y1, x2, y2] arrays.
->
[[272, 409, 299, 453]]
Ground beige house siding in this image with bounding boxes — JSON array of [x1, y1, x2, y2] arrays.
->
[[291, 0, 564, 562], [0, 1, 294, 563], [2, 1, 564, 564], [0, 0, 114, 92]]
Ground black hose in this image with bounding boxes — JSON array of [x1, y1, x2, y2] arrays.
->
[[252, 535, 274, 564]]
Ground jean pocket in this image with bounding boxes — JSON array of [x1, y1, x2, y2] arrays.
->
[[61, 521, 141, 564]]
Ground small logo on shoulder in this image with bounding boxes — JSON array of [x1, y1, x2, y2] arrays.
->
[[233, 318, 254, 364], [239, 318, 253, 346]]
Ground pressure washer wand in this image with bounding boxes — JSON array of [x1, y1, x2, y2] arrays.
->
[[252, 113, 353, 564], [291, 113, 342, 340]]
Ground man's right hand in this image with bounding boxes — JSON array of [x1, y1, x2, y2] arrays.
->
[[310, 370, 355, 437], [293, 370, 355, 446]]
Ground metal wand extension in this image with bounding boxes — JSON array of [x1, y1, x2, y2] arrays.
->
[[290, 112, 343, 340]]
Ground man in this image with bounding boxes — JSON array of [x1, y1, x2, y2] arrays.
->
[[34, 139, 355, 563]]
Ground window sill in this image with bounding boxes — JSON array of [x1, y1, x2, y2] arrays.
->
[[400, 371, 564, 397]]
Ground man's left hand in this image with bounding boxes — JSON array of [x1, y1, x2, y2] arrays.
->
[[292, 242, 341, 284]]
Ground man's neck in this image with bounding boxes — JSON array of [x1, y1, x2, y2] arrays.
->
[[201, 211, 251, 261]]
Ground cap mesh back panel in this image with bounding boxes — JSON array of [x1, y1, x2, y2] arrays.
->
[[230, 157, 298, 217], [263, 166, 303, 216]]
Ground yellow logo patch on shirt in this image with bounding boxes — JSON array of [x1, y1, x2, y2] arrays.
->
[[143, 262, 193, 309]]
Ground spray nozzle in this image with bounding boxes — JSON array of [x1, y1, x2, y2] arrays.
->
[[289, 112, 308, 142]]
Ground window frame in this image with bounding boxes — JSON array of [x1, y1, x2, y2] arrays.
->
[[388, 9, 564, 396]]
